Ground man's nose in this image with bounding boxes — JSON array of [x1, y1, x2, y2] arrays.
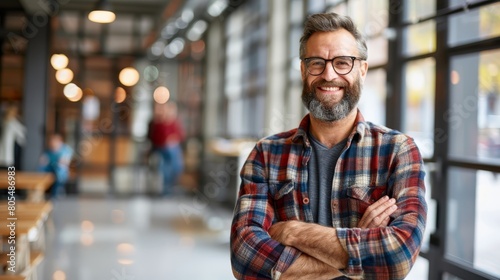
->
[[321, 61, 341, 81]]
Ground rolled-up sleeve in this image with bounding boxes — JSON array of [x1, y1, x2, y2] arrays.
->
[[230, 145, 301, 279], [337, 137, 427, 279]]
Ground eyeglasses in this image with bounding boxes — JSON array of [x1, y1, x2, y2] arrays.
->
[[302, 56, 364, 76]]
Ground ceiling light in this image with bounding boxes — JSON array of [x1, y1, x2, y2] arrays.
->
[[119, 67, 140, 87], [64, 83, 83, 102], [55, 68, 74, 84], [153, 86, 170, 104], [208, 0, 228, 17], [88, 0, 116, 24], [151, 41, 165, 57], [187, 20, 208, 41], [50, 54, 69, 70], [164, 38, 185, 59]]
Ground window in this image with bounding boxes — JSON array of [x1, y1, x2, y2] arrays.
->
[[448, 2, 500, 47], [404, 0, 436, 22], [403, 58, 436, 158], [224, 0, 268, 138], [403, 21, 436, 56], [446, 168, 500, 278], [330, 0, 389, 126], [449, 49, 500, 163], [359, 68, 386, 125]]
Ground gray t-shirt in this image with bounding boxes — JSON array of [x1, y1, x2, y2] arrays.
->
[[307, 133, 347, 227]]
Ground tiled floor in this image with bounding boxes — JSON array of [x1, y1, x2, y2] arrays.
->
[[40, 195, 235, 280]]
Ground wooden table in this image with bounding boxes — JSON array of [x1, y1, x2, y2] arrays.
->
[[0, 172, 54, 202]]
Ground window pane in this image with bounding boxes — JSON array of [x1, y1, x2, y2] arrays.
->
[[348, 0, 388, 37], [448, 2, 500, 47], [403, 58, 435, 158], [403, 20, 436, 56], [359, 68, 386, 125], [366, 36, 388, 66], [404, 0, 436, 22], [449, 49, 500, 163], [446, 168, 500, 278]]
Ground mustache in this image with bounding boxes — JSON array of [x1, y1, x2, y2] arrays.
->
[[311, 79, 348, 88]]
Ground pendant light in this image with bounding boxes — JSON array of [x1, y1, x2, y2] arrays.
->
[[88, 0, 116, 24]]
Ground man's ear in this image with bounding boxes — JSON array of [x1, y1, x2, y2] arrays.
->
[[359, 60, 369, 81], [300, 60, 307, 80]]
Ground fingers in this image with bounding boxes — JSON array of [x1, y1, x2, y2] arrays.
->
[[358, 196, 398, 229]]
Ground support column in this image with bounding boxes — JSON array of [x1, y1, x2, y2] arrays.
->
[[21, 17, 50, 171], [265, 0, 288, 136]]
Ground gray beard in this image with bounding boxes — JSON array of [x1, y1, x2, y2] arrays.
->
[[301, 76, 362, 122]]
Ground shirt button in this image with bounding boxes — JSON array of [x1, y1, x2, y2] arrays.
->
[[303, 197, 310, 204]]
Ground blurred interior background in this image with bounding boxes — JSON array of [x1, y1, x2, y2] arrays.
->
[[0, 0, 499, 279]]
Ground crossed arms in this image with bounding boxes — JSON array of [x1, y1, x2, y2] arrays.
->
[[269, 196, 397, 279]]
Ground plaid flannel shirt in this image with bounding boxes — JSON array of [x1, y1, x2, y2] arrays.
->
[[230, 111, 427, 279]]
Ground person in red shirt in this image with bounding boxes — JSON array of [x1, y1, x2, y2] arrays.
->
[[148, 101, 185, 195]]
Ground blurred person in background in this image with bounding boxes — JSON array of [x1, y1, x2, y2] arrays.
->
[[39, 133, 73, 199], [148, 101, 185, 196], [230, 13, 427, 280], [0, 103, 26, 170]]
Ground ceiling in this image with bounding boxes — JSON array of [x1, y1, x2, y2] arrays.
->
[[0, 0, 238, 101], [1, 0, 187, 57]]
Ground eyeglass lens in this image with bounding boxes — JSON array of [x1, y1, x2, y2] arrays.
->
[[306, 57, 354, 75]]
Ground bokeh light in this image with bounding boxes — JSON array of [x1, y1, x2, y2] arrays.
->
[[115, 87, 127, 103], [119, 67, 140, 86], [50, 54, 69, 70], [153, 86, 170, 104], [55, 68, 74, 84]]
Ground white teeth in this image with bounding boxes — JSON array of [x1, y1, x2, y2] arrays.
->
[[320, 87, 340, 91]]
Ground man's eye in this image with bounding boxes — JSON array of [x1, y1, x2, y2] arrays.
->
[[310, 60, 324, 66]]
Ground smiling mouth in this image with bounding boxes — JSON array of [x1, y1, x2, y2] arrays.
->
[[318, 86, 342, 91]]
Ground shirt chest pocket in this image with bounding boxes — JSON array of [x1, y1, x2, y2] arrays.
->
[[269, 180, 301, 221], [346, 185, 387, 225]]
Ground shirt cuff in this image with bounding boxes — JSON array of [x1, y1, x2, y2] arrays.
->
[[336, 228, 364, 279], [271, 246, 301, 280]]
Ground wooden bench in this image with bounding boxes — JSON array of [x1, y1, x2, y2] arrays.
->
[[0, 172, 55, 202], [0, 202, 53, 250], [0, 202, 52, 279], [0, 251, 43, 280]]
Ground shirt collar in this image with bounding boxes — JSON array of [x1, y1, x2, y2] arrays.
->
[[292, 109, 367, 146]]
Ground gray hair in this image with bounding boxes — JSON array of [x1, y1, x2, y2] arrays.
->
[[299, 13, 367, 60]]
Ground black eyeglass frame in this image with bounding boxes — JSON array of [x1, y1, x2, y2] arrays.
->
[[302, 56, 365, 76]]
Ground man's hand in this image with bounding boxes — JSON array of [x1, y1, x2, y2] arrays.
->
[[357, 195, 397, 228]]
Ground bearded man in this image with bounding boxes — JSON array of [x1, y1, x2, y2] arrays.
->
[[230, 13, 427, 280]]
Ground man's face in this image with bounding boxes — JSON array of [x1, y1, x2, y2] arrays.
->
[[301, 29, 368, 122]]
